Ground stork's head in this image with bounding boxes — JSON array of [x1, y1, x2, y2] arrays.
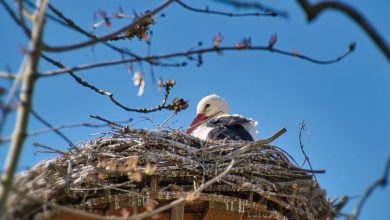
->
[[186, 94, 228, 134]]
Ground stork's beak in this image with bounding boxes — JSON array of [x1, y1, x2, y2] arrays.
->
[[186, 113, 207, 134]]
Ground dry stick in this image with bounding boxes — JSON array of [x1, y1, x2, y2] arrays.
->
[[175, 0, 278, 17], [87, 119, 200, 154], [297, 0, 389, 60], [0, 119, 130, 144], [90, 115, 124, 128], [0, 72, 17, 79], [221, 174, 294, 212], [42, 0, 174, 53], [33, 142, 67, 155], [227, 127, 287, 157], [155, 112, 176, 130], [48, 159, 235, 220], [0, 0, 48, 217], [271, 145, 300, 167], [297, 121, 317, 183], [349, 153, 390, 220], [41, 44, 354, 77], [0, 118, 131, 144]]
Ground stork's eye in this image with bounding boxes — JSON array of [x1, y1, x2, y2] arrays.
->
[[204, 103, 210, 110]]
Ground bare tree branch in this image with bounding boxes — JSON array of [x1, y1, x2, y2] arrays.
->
[[0, 0, 48, 216], [45, 2, 141, 59], [175, 0, 278, 17], [0, 72, 17, 79], [41, 0, 174, 53], [40, 54, 187, 113], [0, 0, 31, 38], [40, 43, 354, 77], [212, 0, 288, 17], [297, 0, 390, 60]]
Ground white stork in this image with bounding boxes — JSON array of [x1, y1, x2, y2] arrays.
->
[[186, 94, 258, 141]]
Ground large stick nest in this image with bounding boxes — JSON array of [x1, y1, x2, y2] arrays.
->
[[6, 128, 333, 219]]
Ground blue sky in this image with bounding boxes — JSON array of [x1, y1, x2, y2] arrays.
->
[[1, 0, 389, 219]]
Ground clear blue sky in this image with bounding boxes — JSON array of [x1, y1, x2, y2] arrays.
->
[[1, 0, 389, 219]]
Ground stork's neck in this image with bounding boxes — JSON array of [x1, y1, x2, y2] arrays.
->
[[208, 111, 226, 120]]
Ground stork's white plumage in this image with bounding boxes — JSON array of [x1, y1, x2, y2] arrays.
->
[[186, 94, 258, 141]]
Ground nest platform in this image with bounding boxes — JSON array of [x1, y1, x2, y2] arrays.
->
[[6, 128, 333, 220]]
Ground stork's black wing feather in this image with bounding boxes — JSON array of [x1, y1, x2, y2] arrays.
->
[[206, 115, 254, 141], [207, 115, 252, 127]]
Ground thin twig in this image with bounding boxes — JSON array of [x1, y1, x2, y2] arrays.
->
[[41, 54, 186, 113], [297, 121, 317, 183], [0, 118, 132, 144], [30, 109, 74, 148], [90, 115, 125, 129], [0, 72, 17, 79], [0, 0, 31, 38], [40, 44, 354, 77], [349, 153, 390, 220], [33, 142, 67, 155], [227, 127, 287, 157], [42, 0, 174, 52], [45, 3, 140, 59], [212, 0, 288, 17], [297, 0, 389, 60], [155, 112, 177, 130], [175, 0, 278, 17]]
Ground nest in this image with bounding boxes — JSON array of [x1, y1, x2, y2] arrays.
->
[[6, 128, 333, 220]]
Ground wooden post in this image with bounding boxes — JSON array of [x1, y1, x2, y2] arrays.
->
[[151, 176, 158, 192], [169, 201, 185, 220], [249, 192, 254, 202]]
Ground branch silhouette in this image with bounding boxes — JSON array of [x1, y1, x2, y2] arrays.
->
[[297, 0, 389, 60], [40, 43, 354, 77]]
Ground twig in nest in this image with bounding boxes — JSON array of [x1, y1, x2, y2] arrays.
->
[[297, 121, 317, 183], [155, 112, 177, 130], [0, 118, 133, 145], [227, 127, 287, 157], [33, 142, 67, 156], [90, 115, 125, 129]]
